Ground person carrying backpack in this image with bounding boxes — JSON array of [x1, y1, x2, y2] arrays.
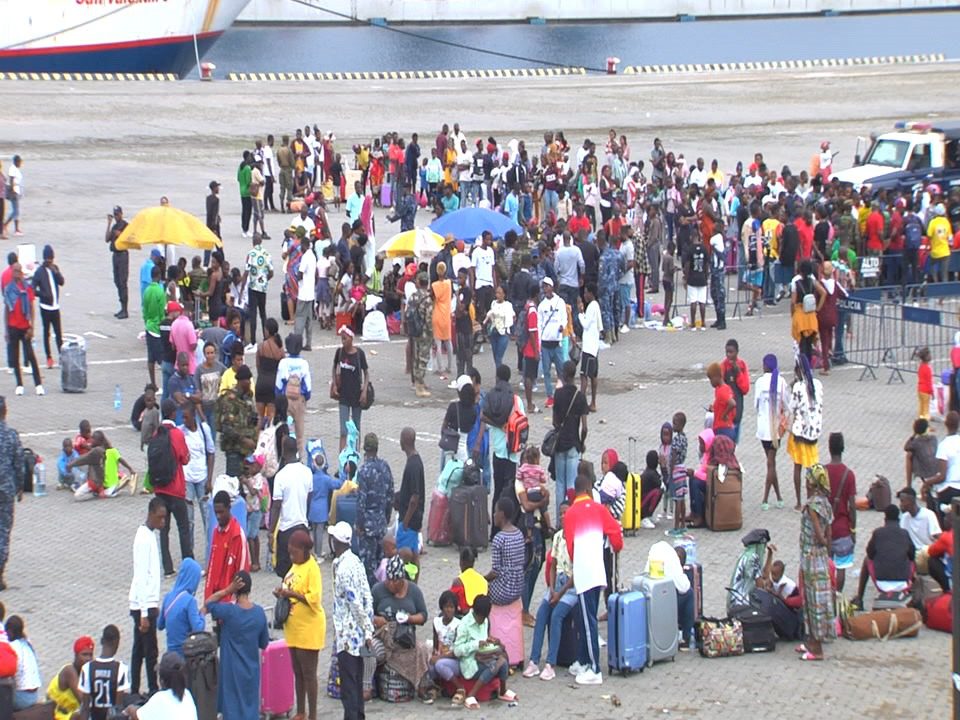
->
[[903, 204, 925, 288], [479, 364, 527, 540], [276, 332, 312, 460], [149, 399, 192, 577]]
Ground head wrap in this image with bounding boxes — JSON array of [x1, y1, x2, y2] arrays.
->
[[763, 353, 779, 406], [709, 434, 740, 471], [807, 463, 830, 492], [386, 554, 406, 581], [74, 636, 95, 655]]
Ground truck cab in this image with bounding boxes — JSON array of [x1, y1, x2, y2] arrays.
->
[[832, 121, 960, 191]]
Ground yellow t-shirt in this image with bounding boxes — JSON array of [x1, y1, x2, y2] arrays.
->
[[283, 558, 326, 651], [761, 218, 782, 260], [47, 666, 81, 720], [927, 216, 952, 260]]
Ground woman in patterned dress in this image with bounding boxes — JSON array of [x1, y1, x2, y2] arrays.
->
[[798, 463, 835, 661]]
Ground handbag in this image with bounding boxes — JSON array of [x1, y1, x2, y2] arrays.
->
[[698, 617, 744, 658], [439, 405, 461, 452], [360, 381, 375, 410], [541, 390, 579, 458], [393, 622, 416, 650], [274, 596, 291, 628]]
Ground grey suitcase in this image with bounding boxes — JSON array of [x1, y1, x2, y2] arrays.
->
[[449, 484, 490, 550], [60, 334, 87, 393], [632, 574, 679, 666]]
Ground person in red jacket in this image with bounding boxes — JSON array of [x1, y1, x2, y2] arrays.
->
[[155, 398, 192, 577], [926, 520, 953, 593], [721, 338, 750, 443], [205, 490, 250, 603], [564, 468, 623, 686]]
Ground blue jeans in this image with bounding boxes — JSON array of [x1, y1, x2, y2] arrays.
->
[[13, 688, 39, 710], [490, 332, 509, 370], [677, 587, 695, 645], [185, 480, 209, 562], [161, 360, 174, 402], [575, 586, 602, 673], [543, 189, 559, 214], [540, 344, 565, 400], [554, 447, 580, 517], [690, 477, 706, 518], [529, 585, 577, 665]]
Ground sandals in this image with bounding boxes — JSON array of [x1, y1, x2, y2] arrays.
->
[[794, 644, 808, 654], [464, 696, 480, 710], [798, 651, 823, 661], [451, 689, 466, 706], [498, 690, 519, 702]]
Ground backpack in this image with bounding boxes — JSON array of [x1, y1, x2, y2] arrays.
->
[[285, 372, 302, 401], [404, 295, 424, 339], [801, 277, 816, 314], [505, 396, 529, 455], [147, 425, 177, 488], [0, 640, 17, 678], [867, 475, 892, 511], [904, 215, 924, 250]]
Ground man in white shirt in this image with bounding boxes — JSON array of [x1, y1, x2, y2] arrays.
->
[[617, 230, 636, 333], [577, 284, 602, 412], [687, 157, 709, 189], [537, 277, 566, 409], [269, 436, 313, 578], [128, 497, 166, 695], [3, 155, 23, 237], [457, 139, 475, 207], [262, 135, 277, 212], [294, 236, 318, 351], [250, 159, 268, 239], [180, 404, 215, 563], [923, 410, 960, 525], [897, 486, 941, 549], [471, 231, 497, 319]]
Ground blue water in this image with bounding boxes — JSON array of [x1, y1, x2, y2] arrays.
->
[[207, 10, 957, 73]]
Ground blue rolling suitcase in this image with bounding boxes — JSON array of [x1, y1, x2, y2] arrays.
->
[[607, 591, 647, 675]]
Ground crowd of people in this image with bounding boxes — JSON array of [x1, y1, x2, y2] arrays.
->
[[0, 122, 957, 718]]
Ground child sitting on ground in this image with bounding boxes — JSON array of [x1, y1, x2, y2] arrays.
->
[[639, 450, 663, 530], [57, 437, 80, 491], [68, 431, 135, 499], [515, 446, 552, 532], [430, 590, 462, 695], [308, 445, 343, 561], [670, 412, 689, 535], [769, 559, 798, 601], [374, 535, 418, 583], [452, 594, 518, 709], [450, 547, 489, 615]]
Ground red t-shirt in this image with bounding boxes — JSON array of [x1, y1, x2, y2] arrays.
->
[[568, 215, 591, 236], [796, 220, 814, 260], [918, 362, 934, 395], [523, 304, 539, 359], [712, 384, 735, 429], [825, 463, 856, 539], [154, 421, 190, 499], [865, 211, 885, 253], [887, 212, 904, 252], [5, 283, 33, 330]]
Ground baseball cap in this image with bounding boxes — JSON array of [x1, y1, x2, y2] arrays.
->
[[542, 276, 554, 287], [329, 521, 353, 544], [209, 180, 220, 190], [150, 249, 163, 260], [456, 374, 472, 391], [166, 301, 183, 314]]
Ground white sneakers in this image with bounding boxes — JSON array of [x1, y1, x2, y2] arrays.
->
[[620, 324, 630, 334], [598, 341, 611, 351], [14, 386, 23, 396], [575, 669, 603, 685], [35, 385, 44, 396], [641, 518, 656, 530], [567, 661, 586, 677]]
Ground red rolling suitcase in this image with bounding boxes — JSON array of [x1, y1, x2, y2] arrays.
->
[[262, 639, 295, 718], [426, 489, 452, 546], [684, 562, 703, 620]]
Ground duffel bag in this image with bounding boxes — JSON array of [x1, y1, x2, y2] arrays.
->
[[842, 607, 922, 641]]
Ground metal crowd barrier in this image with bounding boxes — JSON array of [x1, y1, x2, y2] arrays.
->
[[839, 282, 960, 383]]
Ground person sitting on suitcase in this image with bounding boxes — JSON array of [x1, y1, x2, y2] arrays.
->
[[850, 504, 916, 610], [646, 542, 695, 651], [452, 594, 518, 710]]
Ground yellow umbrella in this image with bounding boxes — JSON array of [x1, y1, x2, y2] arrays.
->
[[114, 206, 224, 251], [380, 227, 444, 259]]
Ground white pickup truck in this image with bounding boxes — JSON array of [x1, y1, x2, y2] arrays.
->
[[831, 121, 960, 194]]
